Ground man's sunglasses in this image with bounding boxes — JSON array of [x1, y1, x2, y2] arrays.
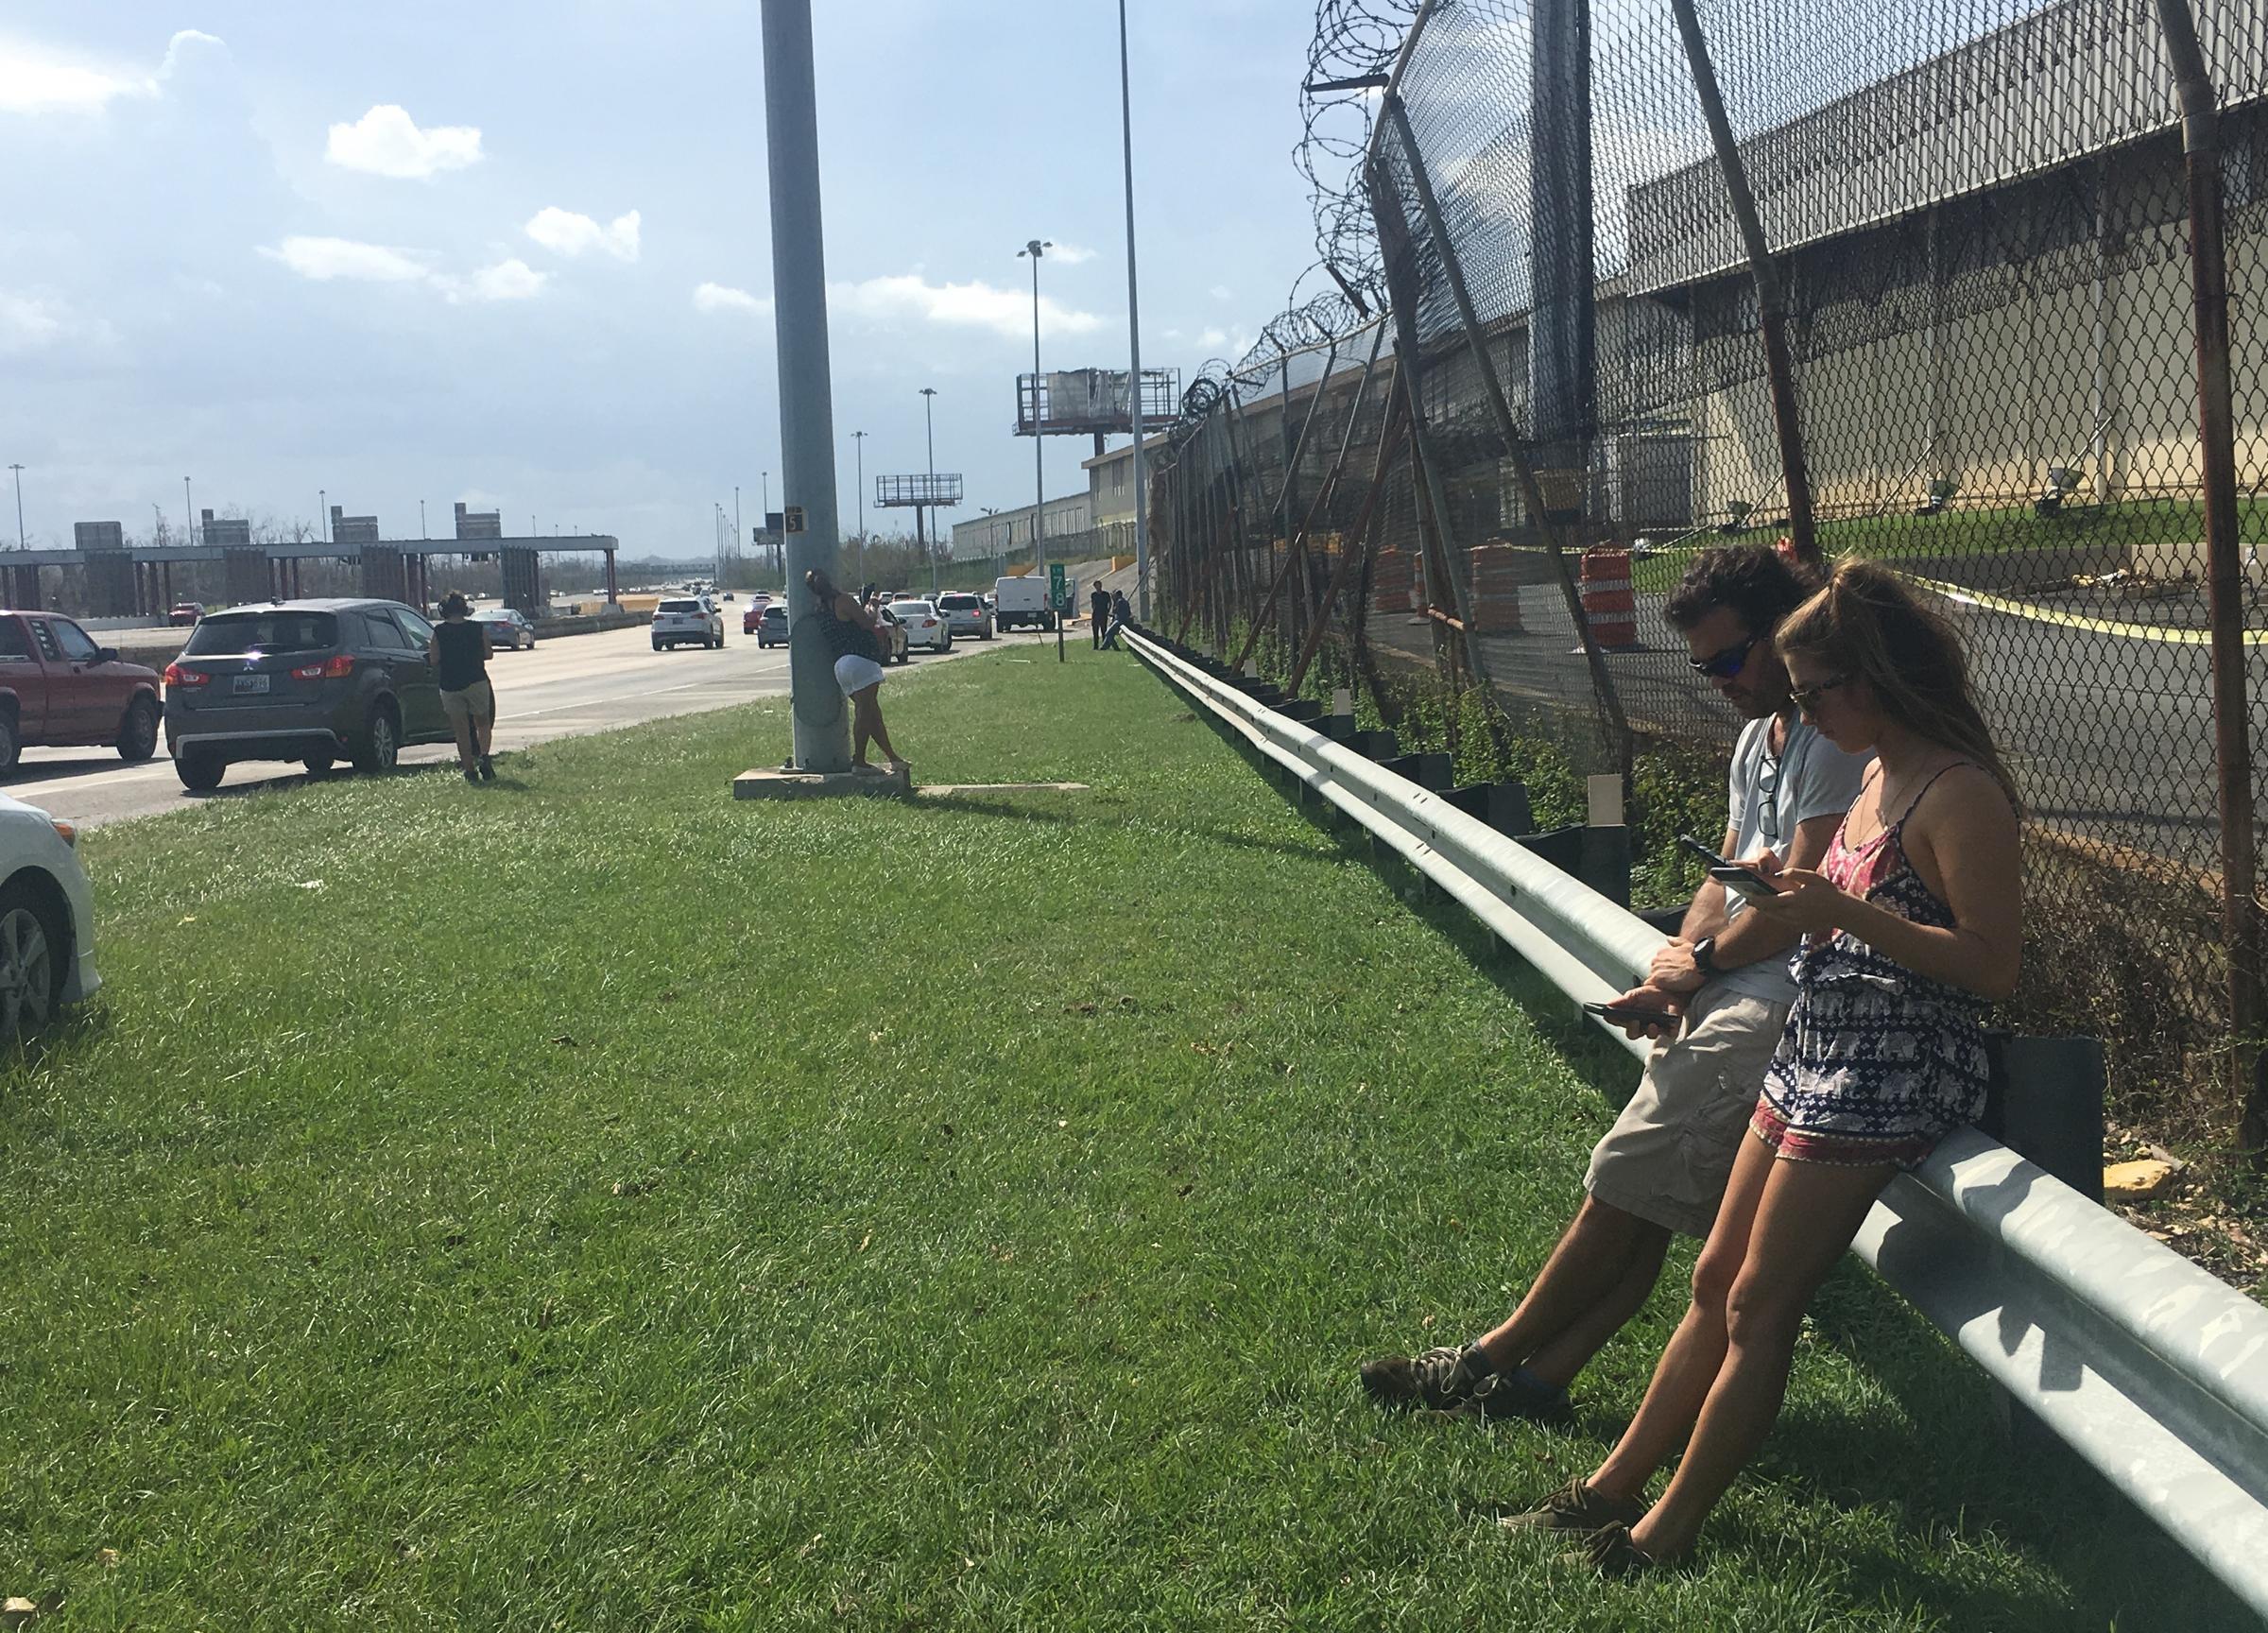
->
[[1689, 632, 1761, 679]]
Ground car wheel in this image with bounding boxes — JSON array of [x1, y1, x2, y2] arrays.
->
[[116, 695, 161, 763], [352, 704, 401, 774], [303, 753, 335, 778], [177, 748, 225, 792], [0, 878, 65, 1044], [982, 625, 994, 641], [0, 710, 21, 777], [653, 640, 664, 651]]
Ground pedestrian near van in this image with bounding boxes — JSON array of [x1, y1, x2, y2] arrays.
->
[[1091, 580, 1111, 649], [1519, 558, 2023, 1574], [429, 592, 495, 783], [807, 568, 905, 776], [1362, 544, 1869, 1422], [1102, 589, 1131, 651]]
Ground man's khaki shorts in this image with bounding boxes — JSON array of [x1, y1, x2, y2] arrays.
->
[[440, 679, 494, 726], [1583, 984, 1790, 1238]]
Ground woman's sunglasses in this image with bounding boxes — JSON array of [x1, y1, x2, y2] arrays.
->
[[1790, 675, 1853, 713], [1688, 631, 1761, 679]]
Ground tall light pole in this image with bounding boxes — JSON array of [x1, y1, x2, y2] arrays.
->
[[734, 484, 743, 590], [762, 470, 772, 574], [851, 430, 868, 586], [1118, 0, 1150, 620], [7, 464, 22, 551], [762, 0, 850, 769], [184, 476, 194, 547], [920, 386, 940, 595], [1019, 239, 1051, 576], [319, 489, 327, 541], [421, 499, 428, 539]]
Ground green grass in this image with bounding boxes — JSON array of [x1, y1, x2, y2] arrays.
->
[[1631, 494, 2268, 596], [0, 648, 2248, 1629]]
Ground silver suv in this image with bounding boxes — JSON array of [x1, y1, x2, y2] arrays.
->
[[936, 592, 993, 641], [652, 597, 723, 651]]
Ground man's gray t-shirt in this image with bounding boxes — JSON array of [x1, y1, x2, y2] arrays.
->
[[1714, 712, 1872, 1004]]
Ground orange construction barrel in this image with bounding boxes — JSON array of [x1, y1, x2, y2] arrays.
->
[[1578, 546, 1639, 649]]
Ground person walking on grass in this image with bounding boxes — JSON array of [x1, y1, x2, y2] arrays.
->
[[1091, 580, 1111, 649], [1102, 588, 1131, 650], [806, 567, 906, 776], [1361, 545, 1869, 1421], [1510, 558, 2022, 1574], [429, 592, 495, 783]]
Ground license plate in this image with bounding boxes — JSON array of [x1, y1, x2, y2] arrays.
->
[[232, 673, 270, 695]]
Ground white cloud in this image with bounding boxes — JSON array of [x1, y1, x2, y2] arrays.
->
[[694, 282, 770, 316], [0, 28, 220, 115], [450, 259, 548, 302], [0, 292, 66, 351], [260, 235, 430, 284], [827, 273, 1102, 340], [1209, 284, 1233, 301], [1051, 243, 1097, 265], [1198, 327, 1228, 348], [524, 207, 641, 262], [325, 104, 482, 180]]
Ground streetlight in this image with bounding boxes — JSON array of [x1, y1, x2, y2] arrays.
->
[[1118, 0, 1150, 620], [319, 488, 327, 541], [920, 386, 940, 596], [851, 430, 868, 585], [421, 499, 428, 539], [733, 484, 742, 590], [183, 476, 194, 547], [7, 464, 22, 550], [1017, 240, 1051, 578]]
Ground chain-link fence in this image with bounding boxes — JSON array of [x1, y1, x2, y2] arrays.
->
[[1149, 0, 2268, 1146]]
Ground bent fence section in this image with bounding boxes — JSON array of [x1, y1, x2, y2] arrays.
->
[[1125, 622, 2268, 1619]]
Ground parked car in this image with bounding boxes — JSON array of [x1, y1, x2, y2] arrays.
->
[[0, 610, 163, 774], [935, 591, 993, 641], [888, 599, 951, 653], [0, 791, 99, 1041], [168, 602, 205, 627], [874, 606, 910, 664], [652, 596, 724, 651], [472, 608, 537, 650], [991, 575, 1056, 632], [161, 598, 457, 791], [754, 603, 788, 647]]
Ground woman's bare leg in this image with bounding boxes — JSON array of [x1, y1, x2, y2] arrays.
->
[[1585, 1127, 1777, 1505], [854, 685, 901, 766], [850, 693, 875, 765], [1622, 1154, 1898, 1560]]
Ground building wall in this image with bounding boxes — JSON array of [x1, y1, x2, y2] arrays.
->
[[951, 491, 1092, 559]]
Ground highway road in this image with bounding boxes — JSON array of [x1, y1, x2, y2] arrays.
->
[[11, 619, 1026, 831]]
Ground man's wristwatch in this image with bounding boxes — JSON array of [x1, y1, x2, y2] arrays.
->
[[1692, 936, 1721, 979]]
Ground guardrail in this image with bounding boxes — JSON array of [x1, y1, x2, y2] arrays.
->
[[1125, 624, 2268, 1618]]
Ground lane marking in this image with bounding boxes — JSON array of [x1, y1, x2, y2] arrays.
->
[[1899, 569, 2268, 646]]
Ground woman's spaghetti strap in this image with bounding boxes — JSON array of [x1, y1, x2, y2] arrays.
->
[[1891, 761, 1978, 832]]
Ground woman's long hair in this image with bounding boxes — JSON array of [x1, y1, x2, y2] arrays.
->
[[803, 567, 837, 608], [1775, 559, 2020, 810]]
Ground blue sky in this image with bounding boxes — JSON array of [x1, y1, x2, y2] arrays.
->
[[0, 2, 1324, 559]]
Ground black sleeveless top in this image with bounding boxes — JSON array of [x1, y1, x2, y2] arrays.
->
[[435, 619, 488, 692], [815, 596, 878, 662]]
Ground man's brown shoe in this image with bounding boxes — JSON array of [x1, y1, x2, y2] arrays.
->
[[1500, 1478, 1648, 1535]]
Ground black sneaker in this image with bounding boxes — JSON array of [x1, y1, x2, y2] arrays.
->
[[1441, 1367, 1572, 1422], [1501, 1478, 1648, 1535], [478, 755, 495, 782], [1360, 1343, 1489, 1411], [463, 767, 480, 784]]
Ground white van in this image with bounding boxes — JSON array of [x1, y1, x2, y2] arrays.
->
[[992, 575, 1057, 633]]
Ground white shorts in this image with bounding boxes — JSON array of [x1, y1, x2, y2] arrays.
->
[[833, 653, 885, 696]]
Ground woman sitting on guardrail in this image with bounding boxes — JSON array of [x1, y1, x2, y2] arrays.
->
[[805, 568, 905, 776], [1520, 558, 2022, 1574]]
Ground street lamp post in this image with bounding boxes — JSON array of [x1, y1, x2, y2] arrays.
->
[[1018, 240, 1051, 581], [421, 499, 428, 539], [184, 476, 194, 548], [852, 430, 868, 586], [734, 484, 743, 591], [920, 387, 940, 596], [1118, 0, 1150, 621], [7, 464, 22, 550], [319, 489, 327, 542]]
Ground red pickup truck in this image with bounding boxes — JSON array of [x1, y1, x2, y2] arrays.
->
[[0, 611, 163, 774]]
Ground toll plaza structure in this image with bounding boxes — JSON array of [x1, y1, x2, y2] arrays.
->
[[23, 501, 625, 621]]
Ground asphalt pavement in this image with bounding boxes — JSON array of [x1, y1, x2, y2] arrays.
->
[[14, 619, 1030, 831]]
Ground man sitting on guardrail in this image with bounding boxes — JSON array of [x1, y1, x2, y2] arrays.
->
[[1361, 544, 1869, 1423]]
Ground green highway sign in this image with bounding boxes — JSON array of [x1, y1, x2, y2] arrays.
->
[[1048, 561, 1068, 611]]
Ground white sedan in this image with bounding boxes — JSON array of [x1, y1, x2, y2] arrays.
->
[[888, 599, 953, 653], [0, 794, 99, 1040]]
